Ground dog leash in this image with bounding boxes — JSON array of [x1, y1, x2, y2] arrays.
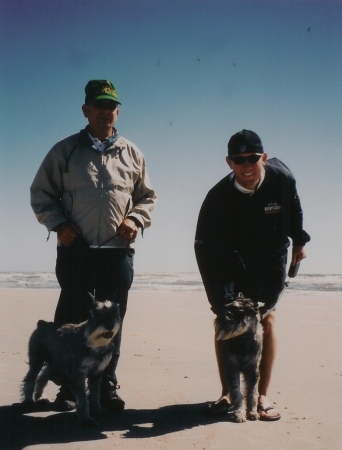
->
[[88, 199, 135, 300], [91, 234, 131, 301], [96, 199, 136, 249], [92, 226, 133, 301]]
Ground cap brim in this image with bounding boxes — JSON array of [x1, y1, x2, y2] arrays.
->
[[229, 145, 263, 156], [94, 94, 121, 104]]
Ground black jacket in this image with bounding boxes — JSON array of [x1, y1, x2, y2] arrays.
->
[[195, 158, 310, 311]]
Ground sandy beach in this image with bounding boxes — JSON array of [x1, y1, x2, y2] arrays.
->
[[1, 288, 341, 450]]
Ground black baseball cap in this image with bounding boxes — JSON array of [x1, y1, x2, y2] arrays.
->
[[228, 129, 263, 157]]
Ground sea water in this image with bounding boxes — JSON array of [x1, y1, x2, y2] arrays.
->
[[0, 272, 341, 293]]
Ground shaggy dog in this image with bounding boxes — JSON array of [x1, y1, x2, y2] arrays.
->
[[215, 293, 262, 423], [21, 294, 120, 426]]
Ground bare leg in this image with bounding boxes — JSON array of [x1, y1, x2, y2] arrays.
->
[[258, 312, 280, 419], [206, 336, 232, 415]]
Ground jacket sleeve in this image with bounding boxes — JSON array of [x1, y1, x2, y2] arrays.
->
[[289, 183, 311, 247], [194, 189, 235, 313], [30, 145, 68, 232], [268, 158, 310, 247], [127, 155, 157, 230]]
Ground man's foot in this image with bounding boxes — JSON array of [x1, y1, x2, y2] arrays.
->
[[54, 385, 76, 411], [257, 397, 281, 421], [100, 381, 125, 413], [206, 396, 231, 416]]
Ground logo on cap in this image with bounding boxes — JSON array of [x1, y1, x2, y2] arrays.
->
[[85, 80, 121, 104]]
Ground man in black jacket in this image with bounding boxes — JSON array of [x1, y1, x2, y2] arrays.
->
[[195, 130, 310, 421]]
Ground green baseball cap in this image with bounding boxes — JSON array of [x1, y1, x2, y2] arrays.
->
[[84, 80, 121, 104]]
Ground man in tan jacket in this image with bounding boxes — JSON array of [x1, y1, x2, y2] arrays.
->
[[31, 80, 157, 413]]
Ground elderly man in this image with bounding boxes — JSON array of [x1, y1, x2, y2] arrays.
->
[[195, 129, 310, 421], [31, 80, 157, 412]]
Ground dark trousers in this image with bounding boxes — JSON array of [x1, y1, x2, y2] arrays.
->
[[54, 236, 134, 385]]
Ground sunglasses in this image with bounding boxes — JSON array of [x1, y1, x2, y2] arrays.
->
[[92, 100, 118, 110], [230, 154, 263, 165]]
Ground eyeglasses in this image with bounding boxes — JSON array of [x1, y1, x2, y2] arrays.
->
[[92, 100, 118, 110], [230, 154, 263, 165]]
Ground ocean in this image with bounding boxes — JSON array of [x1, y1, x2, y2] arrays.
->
[[0, 272, 341, 294]]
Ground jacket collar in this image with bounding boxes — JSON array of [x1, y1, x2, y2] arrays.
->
[[79, 126, 123, 150]]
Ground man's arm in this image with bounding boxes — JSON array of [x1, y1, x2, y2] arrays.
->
[[30, 145, 68, 232], [289, 190, 310, 247], [288, 181, 310, 266], [195, 191, 236, 313], [128, 156, 157, 230]]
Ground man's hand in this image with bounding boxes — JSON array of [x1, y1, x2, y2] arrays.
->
[[291, 246, 307, 266], [118, 217, 139, 240], [55, 222, 80, 246]]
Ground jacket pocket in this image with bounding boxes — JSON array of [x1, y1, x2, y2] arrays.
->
[[61, 192, 73, 218]]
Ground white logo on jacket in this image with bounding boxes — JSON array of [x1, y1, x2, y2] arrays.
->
[[264, 203, 281, 214]]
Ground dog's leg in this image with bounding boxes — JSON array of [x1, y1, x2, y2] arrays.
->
[[21, 356, 45, 406], [88, 373, 106, 416], [72, 374, 97, 427], [244, 368, 260, 421], [33, 364, 52, 404], [227, 371, 245, 423]]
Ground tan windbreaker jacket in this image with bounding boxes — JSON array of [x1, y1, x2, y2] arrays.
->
[[30, 128, 157, 248]]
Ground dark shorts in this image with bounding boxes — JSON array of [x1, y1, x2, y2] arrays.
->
[[230, 253, 287, 310]]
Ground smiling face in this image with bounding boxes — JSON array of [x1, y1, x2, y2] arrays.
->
[[226, 152, 267, 190], [82, 100, 119, 141]]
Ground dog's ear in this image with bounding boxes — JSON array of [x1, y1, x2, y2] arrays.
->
[[88, 293, 97, 317], [88, 292, 96, 304], [252, 302, 259, 313]]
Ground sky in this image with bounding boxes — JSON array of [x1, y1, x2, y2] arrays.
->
[[0, 0, 341, 274]]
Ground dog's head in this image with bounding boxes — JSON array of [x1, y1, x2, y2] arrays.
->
[[215, 295, 260, 341], [85, 294, 121, 348]]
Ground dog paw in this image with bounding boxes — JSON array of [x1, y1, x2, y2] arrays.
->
[[233, 413, 246, 423], [247, 411, 260, 421]]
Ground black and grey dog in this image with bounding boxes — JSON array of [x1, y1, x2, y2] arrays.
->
[[21, 294, 120, 426], [215, 293, 262, 423]]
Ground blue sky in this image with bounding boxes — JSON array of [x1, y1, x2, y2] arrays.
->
[[0, 0, 341, 274]]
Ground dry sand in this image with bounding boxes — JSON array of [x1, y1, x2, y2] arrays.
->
[[1, 288, 341, 450]]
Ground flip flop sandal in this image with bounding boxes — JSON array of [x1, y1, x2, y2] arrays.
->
[[258, 405, 281, 421], [206, 397, 231, 416]]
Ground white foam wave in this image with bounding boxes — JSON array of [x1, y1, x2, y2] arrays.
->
[[0, 272, 341, 293]]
